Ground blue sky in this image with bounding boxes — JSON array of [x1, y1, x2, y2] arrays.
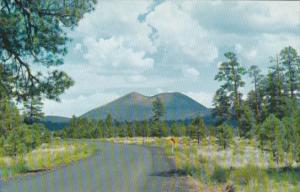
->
[[43, 0, 300, 117]]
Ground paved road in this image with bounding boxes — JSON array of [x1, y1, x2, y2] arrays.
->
[[0, 142, 188, 192]]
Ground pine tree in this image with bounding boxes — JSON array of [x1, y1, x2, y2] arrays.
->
[[161, 121, 169, 137], [214, 52, 246, 130], [1, 1, 96, 102], [0, 98, 22, 137], [279, 46, 300, 99], [248, 65, 264, 122], [216, 124, 234, 149], [151, 97, 165, 137], [152, 97, 165, 122], [264, 55, 287, 119], [105, 114, 113, 137], [141, 120, 150, 138], [282, 105, 300, 164], [97, 120, 104, 138], [212, 88, 231, 126], [190, 117, 206, 144], [260, 115, 285, 164], [239, 103, 256, 138], [23, 96, 44, 124]]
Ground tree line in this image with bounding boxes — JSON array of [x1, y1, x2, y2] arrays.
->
[[0, 98, 51, 156], [213, 46, 300, 164]]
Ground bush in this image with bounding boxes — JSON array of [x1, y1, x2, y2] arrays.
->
[[211, 166, 230, 183], [216, 124, 234, 149], [0, 158, 6, 168], [0, 168, 11, 180], [13, 158, 29, 173], [232, 166, 267, 185]]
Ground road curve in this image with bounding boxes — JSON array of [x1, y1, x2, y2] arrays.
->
[[0, 142, 188, 192]]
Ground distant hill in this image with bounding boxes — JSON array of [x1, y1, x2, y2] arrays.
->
[[41, 116, 70, 131], [81, 92, 210, 121]]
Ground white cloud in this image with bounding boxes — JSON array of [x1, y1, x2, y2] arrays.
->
[[249, 2, 300, 28], [82, 37, 153, 71], [72, 1, 156, 53], [74, 43, 82, 52], [182, 1, 300, 35], [185, 92, 214, 108], [41, 1, 300, 117], [183, 67, 200, 81], [235, 44, 243, 54], [43, 93, 120, 117], [146, 1, 218, 64], [127, 75, 147, 83], [65, 0, 156, 75], [156, 88, 164, 94], [245, 49, 257, 61]]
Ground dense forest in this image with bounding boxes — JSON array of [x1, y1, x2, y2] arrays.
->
[[56, 46, 300, 164]]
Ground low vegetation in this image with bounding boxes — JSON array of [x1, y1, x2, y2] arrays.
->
[[0, 140, 97, 181], [104, 137, 300, 192]]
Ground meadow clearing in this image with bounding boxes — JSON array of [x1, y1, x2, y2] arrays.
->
[[103, 137, 300, 192]]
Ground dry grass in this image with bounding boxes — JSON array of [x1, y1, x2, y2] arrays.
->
[[105, 137, 300, 192]]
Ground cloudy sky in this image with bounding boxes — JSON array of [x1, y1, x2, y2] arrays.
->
[[43, 0, 300, 117]]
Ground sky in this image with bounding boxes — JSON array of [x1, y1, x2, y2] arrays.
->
[[43, 0, 300, 117]]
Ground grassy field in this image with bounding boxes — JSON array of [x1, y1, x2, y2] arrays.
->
[[102, 137, 300, 192], [0, 140, 98, 181]]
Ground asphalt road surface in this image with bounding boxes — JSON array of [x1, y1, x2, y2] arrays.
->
[[0, 142, 189, 192]]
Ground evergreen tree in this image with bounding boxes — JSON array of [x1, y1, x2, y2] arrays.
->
[[264, 56, 287, 119], [0, 98, 22, 137], [216, 124, 234, 149], [248, 65, 264, 122], [23, 96, 44, 124], [0, 1, 96, 102], [105, 114, 113, 137], [0, 136, 4, 155], [161, 121, 169, 137], [141, 120, 150, 138], [214, 52, 246, 130], [151, 97, 165, 137], [212, 88, 231, 126], [0, 98, 48, 156], [190, 117, 206, 144], [239, 103, 256, 138], [279, 46, 300, 99], [170, 121, 180, 137], [151, 97, 165, 122], [282, 105, 300, 164], [259, 115, 285, 164]]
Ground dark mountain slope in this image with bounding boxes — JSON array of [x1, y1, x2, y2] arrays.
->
[[81, 92, 210, 121]]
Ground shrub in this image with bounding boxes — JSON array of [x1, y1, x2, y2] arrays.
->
[[0, 168, 11, 180], [211, 166, 230, 183], [13, 158, 29, 173], [216, 124, 234, 149], [0, 158, 6, 168], [232, 166, 267, 185]]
